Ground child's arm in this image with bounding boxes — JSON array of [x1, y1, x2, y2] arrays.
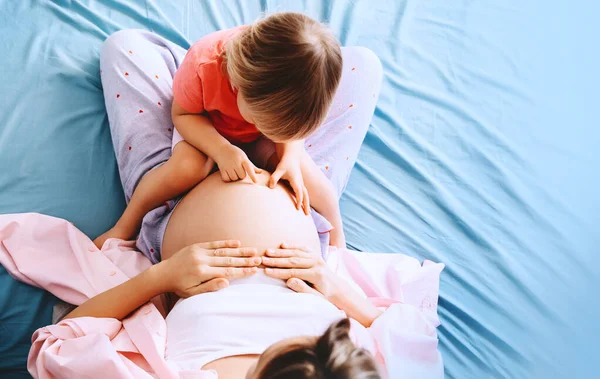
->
[[172, 100, 230, 161], [267, 140, 346, 248], [300, 151, 346, 248], [172, 100, 261, 181]]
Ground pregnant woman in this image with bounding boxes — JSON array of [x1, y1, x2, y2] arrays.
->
[[67, 28, 383, 378]]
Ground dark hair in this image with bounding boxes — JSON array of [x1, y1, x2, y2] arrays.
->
[[257, 319, 381, 379], [224, 12, 343, 140]]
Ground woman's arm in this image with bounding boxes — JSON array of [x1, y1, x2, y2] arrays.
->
[[63, 263, 165, 320], [326, 282, 383, 328], [64, 240, 261, 320]]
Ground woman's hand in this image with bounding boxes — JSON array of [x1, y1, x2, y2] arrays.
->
[[159, 240, 261, 298], [262, 243, 383, 327], [261, 243, 342, 300], [214, 144, 262, 182]]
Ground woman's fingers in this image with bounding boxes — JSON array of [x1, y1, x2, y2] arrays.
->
[[261, 256, 315, 268], [185, 278, 229, 297], [278, 243, 309, 252], [264, 267, 316, 281], [286, 278, 322, 296], [204, 266, 258, 279], [211, 256, 261, 267], [203, 240, 241, 249], [265, 248, 312, 258], [211, 247, 258, 257]]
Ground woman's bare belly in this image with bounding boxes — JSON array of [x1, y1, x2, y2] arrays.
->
[[162, 172, 321, 376], [162, 171, 320, 260]]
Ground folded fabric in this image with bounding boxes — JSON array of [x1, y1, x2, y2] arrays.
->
[[0, 213, 444, 378]]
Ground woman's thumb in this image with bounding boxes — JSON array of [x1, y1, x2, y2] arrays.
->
[[287, 278, 321, 296], [190, 278, 229, 295]]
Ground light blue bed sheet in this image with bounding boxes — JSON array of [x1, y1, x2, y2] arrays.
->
[[0, 1, 598, 378]]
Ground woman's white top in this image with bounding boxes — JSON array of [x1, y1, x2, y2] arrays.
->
[[165, 272, 345, 370]]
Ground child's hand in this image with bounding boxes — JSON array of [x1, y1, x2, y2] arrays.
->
[[215, 144, 262, 182], [269, 151, 310, 215]]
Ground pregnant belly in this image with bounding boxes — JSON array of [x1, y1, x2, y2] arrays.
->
[[162, 171, 320, 260]]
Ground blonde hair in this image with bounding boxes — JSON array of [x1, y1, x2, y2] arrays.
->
[[223, 12, 343, 141], [256, 319, 381, 379]]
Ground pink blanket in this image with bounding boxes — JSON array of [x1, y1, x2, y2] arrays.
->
[[0, 213, 444, 378]]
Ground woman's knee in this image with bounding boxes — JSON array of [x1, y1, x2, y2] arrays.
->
[[342, 46, 383, 87], [101, 29, 146, 62]]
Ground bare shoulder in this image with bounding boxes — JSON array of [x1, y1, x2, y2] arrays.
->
[[202, 354, 259, 378]]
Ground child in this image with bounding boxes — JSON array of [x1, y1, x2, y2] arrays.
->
[[94, 12, 347, 250]]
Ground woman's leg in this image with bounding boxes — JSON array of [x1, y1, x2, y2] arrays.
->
[[99, 29, 188, 263], [308, 47, 382, 249], [305, 46, 383, 196]]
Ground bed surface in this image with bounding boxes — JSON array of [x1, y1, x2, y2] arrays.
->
[[1, 1, 598, 378]]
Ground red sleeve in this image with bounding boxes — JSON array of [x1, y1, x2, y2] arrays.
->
[[172, 52, 204, 113]]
